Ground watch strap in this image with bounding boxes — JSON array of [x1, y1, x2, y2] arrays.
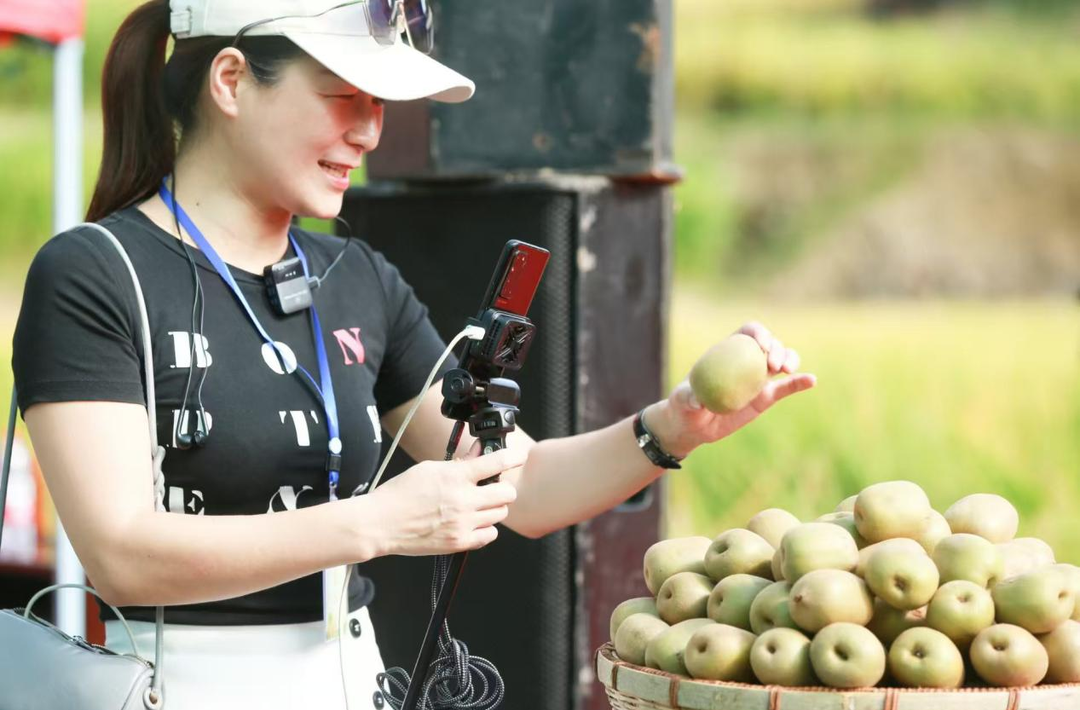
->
[[633, 408, 683, 470]]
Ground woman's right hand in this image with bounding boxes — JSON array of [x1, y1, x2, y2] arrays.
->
[[363, 446, 526, 557]]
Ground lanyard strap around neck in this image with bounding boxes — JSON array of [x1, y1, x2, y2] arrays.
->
[[158, 181, 342, 499]]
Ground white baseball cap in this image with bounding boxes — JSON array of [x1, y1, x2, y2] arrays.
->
[[168, 0, 475, 103]]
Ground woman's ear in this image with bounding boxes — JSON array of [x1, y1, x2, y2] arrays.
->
[[206, 47, 248, 119]]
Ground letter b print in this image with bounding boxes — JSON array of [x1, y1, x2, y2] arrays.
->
[[169, 331, 212, 368]]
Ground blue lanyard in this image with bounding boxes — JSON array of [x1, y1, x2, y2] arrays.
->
[[158, 181, 343, 500]]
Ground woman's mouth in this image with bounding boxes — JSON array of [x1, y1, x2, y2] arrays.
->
[[319, 160, 353, 190], [319, 161, 350, 179]]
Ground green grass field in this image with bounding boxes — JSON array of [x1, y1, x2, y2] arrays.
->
[[676, 0, 1080, 123], [665, 290, 1080, 562]]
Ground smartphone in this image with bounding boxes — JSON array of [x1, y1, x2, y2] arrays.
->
[[475, 240, 550, 318]]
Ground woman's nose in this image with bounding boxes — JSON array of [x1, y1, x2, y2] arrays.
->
[[345, 101, 383, 153]]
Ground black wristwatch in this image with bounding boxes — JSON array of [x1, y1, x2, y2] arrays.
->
[[633, 408, 684, 470]]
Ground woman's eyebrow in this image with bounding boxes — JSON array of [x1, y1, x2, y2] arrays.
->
[[324, 75, 357, 91], [315, 66, 347, 83]]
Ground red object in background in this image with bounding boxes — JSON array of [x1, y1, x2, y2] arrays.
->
[[0, 0, 85, 44]]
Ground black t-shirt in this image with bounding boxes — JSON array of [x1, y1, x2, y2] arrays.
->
[[12, 205, 454, 625]]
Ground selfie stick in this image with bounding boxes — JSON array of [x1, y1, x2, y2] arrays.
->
[[399, 241, 549, 710]]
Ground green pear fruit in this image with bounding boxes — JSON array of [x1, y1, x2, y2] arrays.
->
[[643, 536, 711, 596], [705, 529, 775, 582], [970, 623, 1049, 686], [790, 569, 874, 633], [1039, 619, 1080, 683], [747, 508, 801, 549], [751, 628, 817, 686], [657, 572, 714, 624], [933, 533, 1004, 588], [750, 581, 800, 635], [926, 580, 995, 650], [810, 623, 887, 689], [684, 623, 757, 682], [863, 544, 940, 611], [888, 627, 964, 688], [867, 598, 927, 647], [1053, 564, 1080, 622], [835, 495, 858, 514], [689, 334, 768, 414], [707, 574, 772, 630], [780, 522, 859, 583], [915, 510, 952, 555], [609, 597, 659, 643], [1055, 563, 1080, 596], [944, 494, 1019, 544], [645, 618, 715, 674], [816, 512, 869, 549], [853, 480, 932, 544], [614, 613, 670, 666], [856, 538, 926, 578], [771, 546, 785, 581], [998, 537, 1056, 582], [992, 567, 1074, 634]]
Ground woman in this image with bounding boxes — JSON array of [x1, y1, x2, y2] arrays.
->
[[11, 1, 816, 708]]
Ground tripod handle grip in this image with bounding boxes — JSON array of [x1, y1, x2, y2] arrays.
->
[[477, 436, 506, 486]]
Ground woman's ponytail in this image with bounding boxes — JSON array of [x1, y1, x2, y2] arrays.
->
[[86, 2, 304, 223], [86, 0, 173, 223]]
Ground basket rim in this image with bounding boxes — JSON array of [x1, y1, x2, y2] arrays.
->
[[595, 642, 1080, 696]]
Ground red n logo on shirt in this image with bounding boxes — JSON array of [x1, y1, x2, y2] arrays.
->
[[332, 327, 366, 366]]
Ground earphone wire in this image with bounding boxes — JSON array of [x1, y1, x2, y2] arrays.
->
[[308, 215, 355, 290], [170, 170, 208, 447]]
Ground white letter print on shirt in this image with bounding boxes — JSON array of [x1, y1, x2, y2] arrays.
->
[[169, 331, 212, 368], [261, 341, 298, 375], [268, 485, 315, 513], [366, 405, 382, 444], [166, 487, 204, 515], [279, 410, 320, 446]]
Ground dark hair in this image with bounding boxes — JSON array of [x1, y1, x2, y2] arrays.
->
[[87, 0, 306, 222]]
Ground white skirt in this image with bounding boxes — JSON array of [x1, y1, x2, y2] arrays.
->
[[104, 605, 388, 710]]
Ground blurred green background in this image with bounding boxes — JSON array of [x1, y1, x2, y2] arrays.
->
[[0, 1, 1077, 558]]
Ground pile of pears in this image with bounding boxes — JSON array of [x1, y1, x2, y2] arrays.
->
[[610, 481, 1080, 690]]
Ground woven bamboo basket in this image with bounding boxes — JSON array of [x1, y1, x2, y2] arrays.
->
[[595, 643, 1080, 710]]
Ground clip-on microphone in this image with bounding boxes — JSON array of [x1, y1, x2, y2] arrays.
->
[[398, 240, 549, 710]]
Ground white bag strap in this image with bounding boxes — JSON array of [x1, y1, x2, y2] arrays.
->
[[76, 222, 167, 706], [1, 222, 167, 708]]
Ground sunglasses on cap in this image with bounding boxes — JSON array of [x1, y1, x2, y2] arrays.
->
[[231, 0, 435, 55]]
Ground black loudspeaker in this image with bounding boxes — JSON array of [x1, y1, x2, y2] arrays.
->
[[341, 178, 669, 710], [367, 0, 677, 181]]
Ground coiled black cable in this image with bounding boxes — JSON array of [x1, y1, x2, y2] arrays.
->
[[377, 422, 506, 710], [377, 554, 505, 710]]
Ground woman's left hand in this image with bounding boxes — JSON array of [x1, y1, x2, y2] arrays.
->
[[653, 322, 818, 459]]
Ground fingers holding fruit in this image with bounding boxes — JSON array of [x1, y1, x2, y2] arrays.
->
[[689, 326, 814, 418], [669, 325, 815, 451], [689, 333, 769, 414], [736, 322, 801, 375], [750, 372, 818, 413]]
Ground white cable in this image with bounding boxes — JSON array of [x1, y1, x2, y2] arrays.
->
[[365, 323, 485, 495], [338, 322, 485, 710]]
